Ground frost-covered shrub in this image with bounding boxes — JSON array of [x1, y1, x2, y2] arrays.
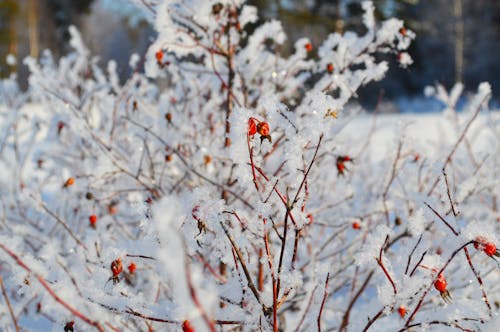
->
[[0, 1, 498, 331]]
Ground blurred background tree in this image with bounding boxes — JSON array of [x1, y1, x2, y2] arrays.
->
[[1, 0, 499, 108]]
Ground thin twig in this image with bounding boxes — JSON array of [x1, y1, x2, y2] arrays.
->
[[31, 194, 87, 250], [375, 235, 397, 295], [220, 222, 263, 308], [443, 168, 458, 217], [317, 273, 330, 332], [0, 243, 105, 332], [424, 202, 459, 236], [405, 235, 423, 275], [0, 275, 19, 332], [339, 271, 374, 331], [427, 93, 490, 196]]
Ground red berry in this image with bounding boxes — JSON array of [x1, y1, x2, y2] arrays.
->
[[257, 122, 270, 136], [398, 305, 406, 318], [326, 63, 334, 73], [336, 162, 345, 175], [352, 221, 360, 229], [64, 177, 75, 187], [89, 214, 97, 227], [305, 42, 313, 52], [484, 242, 497, 256], [248, 118, 257, 136], [111, 258, 123, 277], [182, 320, 195, 332], [434, 274, 447, 292], [128, 262, 137, 274], [156, 50, 163, 63]]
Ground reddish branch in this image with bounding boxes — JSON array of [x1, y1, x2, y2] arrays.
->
[[424, 202, 460, 236], [442, 168, 458, 217], [277, 134, 323, 297], [0, 243, 105, 331], [462, 247, 492, 315], [317, 273, 330, 332], [339, 271, 374, 331], [405, 235, 422, 275], [404, 241, 474, 326], [219, 221, 264, 309], [195, 253, 227, 283], [124, 307, 242, 326], [33, 195, 87, 250], [0, 275, 19, 332], [375, 235, 397, 295], [293, 285, 318, 332], [263, 219, 278, 332], [185, 254, 217, 332]]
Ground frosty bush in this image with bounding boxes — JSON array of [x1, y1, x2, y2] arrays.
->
[[0, 1, 498, 331]]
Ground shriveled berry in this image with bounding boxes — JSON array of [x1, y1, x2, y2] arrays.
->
[[111, 258, 123, 284]]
